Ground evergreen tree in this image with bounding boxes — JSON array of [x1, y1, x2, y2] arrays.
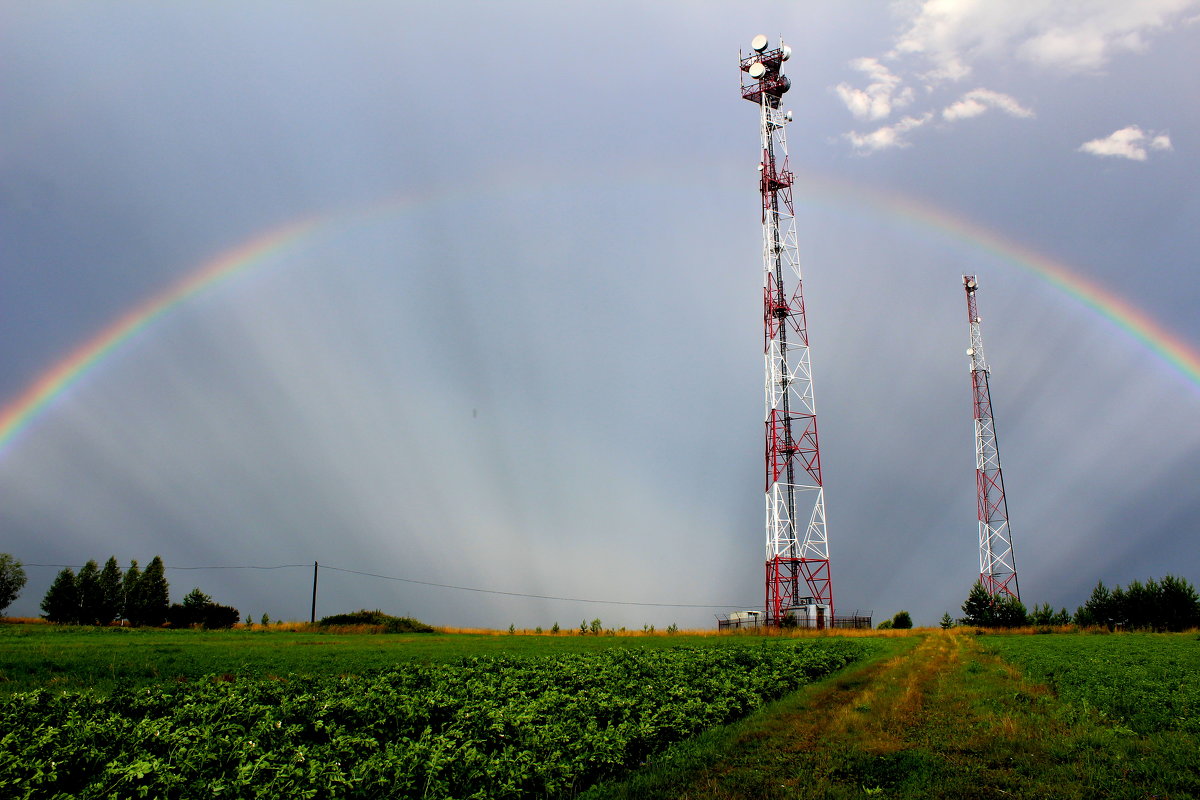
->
[[939, 612, 954, 629], [961, 582, 995, 627], [1158, 574, 1200, 632], [121, 560, 141, 625], [182, 587, 212, 609], [97, 557, 123, 625], [137, 556, 170, 627], [1122, 579, 1154, 629], [0, 554, 27, 616], [1030, 602, 1054, 626], [76, 560, 104, 625], [41, 567, 80, 624], [992, 596, 1028, 628], [1075, 580, 1113, 628]]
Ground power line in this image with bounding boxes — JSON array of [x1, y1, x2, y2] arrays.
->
[[320, 564, 752, 609], [25, 563, 309, 571], [21, 562, 754, 609]]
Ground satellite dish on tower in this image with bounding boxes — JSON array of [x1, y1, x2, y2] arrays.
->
[[751, 34, 769, 52], [781, 45, 792, 61], [748, 61, 767, 79]]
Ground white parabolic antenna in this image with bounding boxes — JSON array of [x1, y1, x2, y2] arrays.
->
[[751, 34, 769, 52], [748, 61, 767, 79]]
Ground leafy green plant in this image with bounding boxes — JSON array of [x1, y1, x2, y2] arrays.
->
[[0, 639, 866, 799]]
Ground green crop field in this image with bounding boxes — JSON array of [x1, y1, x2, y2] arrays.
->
[[983, 632, 1200, 734], [4, 626, 1200, 799], [0, 623, 799, 697], [0, 628, 868, 799]]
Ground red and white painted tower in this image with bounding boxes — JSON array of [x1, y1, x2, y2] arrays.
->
[[740, 35, 833, 627], [963, 275, 1020, 599]]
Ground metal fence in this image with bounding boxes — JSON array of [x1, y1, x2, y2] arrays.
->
[[717, 612, 873, 630]]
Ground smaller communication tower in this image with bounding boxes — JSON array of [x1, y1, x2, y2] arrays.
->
[[963, 275, 1019, 600]]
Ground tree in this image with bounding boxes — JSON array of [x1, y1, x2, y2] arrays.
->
[[76, 560, 105, 625], [121, 560, 141, 624], [97, 557, 123, 625], [41, 568, 80, 623], [891, 610, 913, 629], [1075, 580, 1113, 628], [1029, 602, 1051, 626], [126, 556, 170, 627], [992, 596, 1028, 628], [0, 554, 27, 616], [961, 582, 995, 627], [1157, 574, 1200, 632], [939, 612, 954, 629], [877, 619, 894, 630], [166, 587, 239, 629]]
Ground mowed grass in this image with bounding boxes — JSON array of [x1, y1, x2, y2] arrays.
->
[[0, 622, 872, 696], [587, 630, 1200, 799]]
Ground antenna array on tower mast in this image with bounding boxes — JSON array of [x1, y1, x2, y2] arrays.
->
[[740, 36, 834, 627]]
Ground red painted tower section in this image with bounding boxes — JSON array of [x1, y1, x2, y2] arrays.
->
[[741, 36, 833, 627], [963, 275, 1020, 600]]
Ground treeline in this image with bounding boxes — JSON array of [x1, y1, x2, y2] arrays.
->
[[956, 574, 1200, 631], [41, 556, 239, 629], [1074, 576, 1200, 631]]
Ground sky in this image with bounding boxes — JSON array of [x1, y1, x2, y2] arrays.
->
[[1, 1, 1198, 629]]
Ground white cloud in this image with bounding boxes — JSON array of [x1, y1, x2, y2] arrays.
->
[[1078, 125, 1173, 161], [942, 88, 1035, 121], [893, 0, 1200, 80], [834, 57, 914, 121], [845, 113, 934, 152], [835, 1, 1196, 153]]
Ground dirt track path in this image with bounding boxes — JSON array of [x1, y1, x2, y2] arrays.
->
[[658, 632, 1140, 800]]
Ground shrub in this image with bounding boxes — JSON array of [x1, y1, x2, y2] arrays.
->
[[166, 588, 240, 629], [317, 609, 434, 633]]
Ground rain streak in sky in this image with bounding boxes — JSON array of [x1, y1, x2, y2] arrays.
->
[[2, 2, 1199, 628]]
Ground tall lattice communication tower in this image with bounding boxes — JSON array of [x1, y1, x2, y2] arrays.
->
[[963, 275, 1020, 600], [740, 35, 833, 627]]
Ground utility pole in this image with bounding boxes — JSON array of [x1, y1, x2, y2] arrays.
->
[[311, 561, 318, 623]]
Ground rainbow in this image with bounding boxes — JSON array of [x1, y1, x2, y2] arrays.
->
[[792, 172, 1200, 386], [0, 216, 321, 453], [2, 180, 1198, 457]]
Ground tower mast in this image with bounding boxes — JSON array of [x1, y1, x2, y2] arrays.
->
[[963, 275, 1019, 599], [740, 35, 833, 626]]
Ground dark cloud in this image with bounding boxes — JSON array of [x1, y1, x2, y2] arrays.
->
[[1, 3, 1198, 628]]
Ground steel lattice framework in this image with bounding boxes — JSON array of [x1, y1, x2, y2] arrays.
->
[[740, 37, 833, 626], [963, 276, 1020, 600]]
